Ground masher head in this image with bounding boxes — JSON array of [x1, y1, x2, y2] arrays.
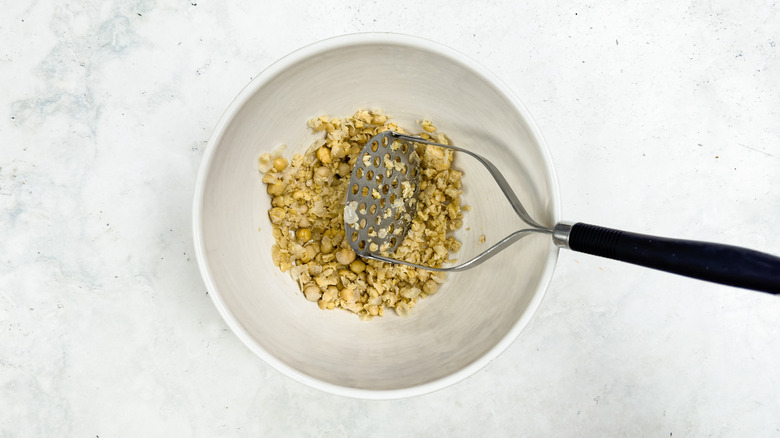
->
[[344, 131, 421, 257]]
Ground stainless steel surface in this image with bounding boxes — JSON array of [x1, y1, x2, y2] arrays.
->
[[552, 221, 574, 248], [345, 131, 555, 270], [344, 131, 422, 257]]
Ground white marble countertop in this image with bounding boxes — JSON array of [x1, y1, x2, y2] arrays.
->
[[2, 1, 779, 436]]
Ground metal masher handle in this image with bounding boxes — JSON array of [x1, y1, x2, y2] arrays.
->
[[394, 134, 549, 231], [383, 134, 553, 272], [557, 222, 780, 294], [390, 134, 780, 293]]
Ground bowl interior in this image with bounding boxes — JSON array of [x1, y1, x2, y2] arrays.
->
[[196, 35, 559, 397]]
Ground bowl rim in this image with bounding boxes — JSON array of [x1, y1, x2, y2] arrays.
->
[[193, 31, 561, 400]]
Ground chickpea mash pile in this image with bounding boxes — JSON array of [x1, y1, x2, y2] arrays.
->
[[258, 110, 466, 319]]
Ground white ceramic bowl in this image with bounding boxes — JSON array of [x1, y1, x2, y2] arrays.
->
[[193, 33, 561, 399]]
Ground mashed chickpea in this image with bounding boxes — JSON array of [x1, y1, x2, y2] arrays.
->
[[259, 110, 465, 320]]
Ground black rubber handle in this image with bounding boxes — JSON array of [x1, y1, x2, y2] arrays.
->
[[568, 223, 780, 294]]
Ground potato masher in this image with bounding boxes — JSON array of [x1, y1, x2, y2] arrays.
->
[[344, 131, 780, 294]]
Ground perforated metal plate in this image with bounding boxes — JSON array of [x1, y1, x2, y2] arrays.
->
[[344, 131, 421, 257]]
